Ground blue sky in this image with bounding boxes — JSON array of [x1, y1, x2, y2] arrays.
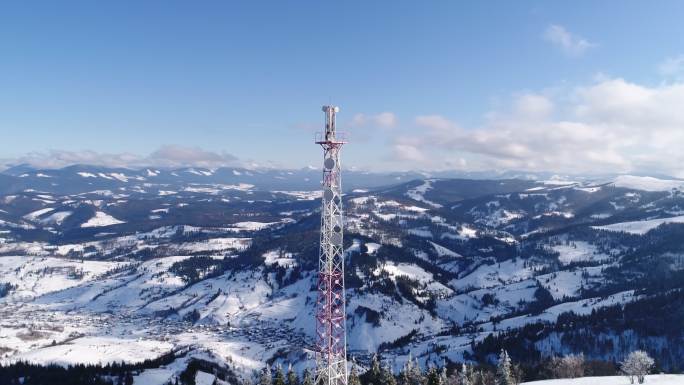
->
[[2, 1, 684, 175]]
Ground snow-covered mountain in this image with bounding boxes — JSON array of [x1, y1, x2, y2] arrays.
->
[[0, 164, 438, 195], [1, 170, 683, 382]]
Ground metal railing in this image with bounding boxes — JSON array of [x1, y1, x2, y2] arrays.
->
[[315, 131, 348, 143]]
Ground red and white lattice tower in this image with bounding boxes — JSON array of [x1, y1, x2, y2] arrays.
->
[[314, 105, 348, 385]]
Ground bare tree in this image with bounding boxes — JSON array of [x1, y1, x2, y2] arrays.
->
[[547, 354, 585, 379], [621, 351, 655, 384]]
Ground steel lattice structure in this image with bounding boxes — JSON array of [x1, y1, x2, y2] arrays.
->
[[314, 105, 348, 385]]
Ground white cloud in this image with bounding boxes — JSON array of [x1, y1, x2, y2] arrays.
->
[[513, 93, 554, 120], [543, 24, 595, 57], [147, 145, 238, 168], [351, 112, 397, 128], [5, 150, 141, 170], [3, 145, 241, 170], [392, 78, 684, 177], [374, 112, 397, 128], [391, 144, 425, 162], [415, 115, 457, 131], [659, 55, 684, 79]]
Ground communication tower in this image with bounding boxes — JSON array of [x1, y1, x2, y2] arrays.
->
[[314, 105, 348, 385]]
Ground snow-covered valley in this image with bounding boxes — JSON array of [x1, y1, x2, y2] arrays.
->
[[1, 167, 684, 383]]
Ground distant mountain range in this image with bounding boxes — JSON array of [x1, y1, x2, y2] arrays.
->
[[4, 163, 667, 195]]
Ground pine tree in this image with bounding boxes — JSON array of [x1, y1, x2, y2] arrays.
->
[[400, 355, 413, 385], [409, 358, 425, 385], [371, 354, 382, 379], [349, 359, 362, 385], [366, 354, 383, 385], [457, 364, 470, 385], [274, 365, 286, 385], [381, 364, 397, 385], [426, 366, 440, 385], [302, 369, 314, 385], [496, 350, 514, 385], [439, 366, 447, 385], [260, 367, 273, 385], [481, 371, 497, 385], [399, 354, 425, 385], [287, 364, 299, 385], [474, 370, 483, 385]]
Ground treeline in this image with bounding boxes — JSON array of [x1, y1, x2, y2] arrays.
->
[[0, 281, 17, 297], [0, 350, 180, 385], [471, 289, 684, 371], [255, 349, 661, 385], [253, 350, 598, 385], [0, 349, 665, 385], [168, 247, 265, 286]]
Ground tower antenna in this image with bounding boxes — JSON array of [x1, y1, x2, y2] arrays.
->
[[314, 105, 348, 385]]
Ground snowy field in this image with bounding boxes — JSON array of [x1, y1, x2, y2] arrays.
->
[[406, 179, 442, 208], [81, 211, 125, 227], [551, 242, 610, 265], [0, 256, 127, 300], [593, 215, 684, 235], [612, 175, 684, 192], [521, 375, 684, 385], [5, 336, 173, 366]]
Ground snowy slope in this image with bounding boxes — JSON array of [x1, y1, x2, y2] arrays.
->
[[593, 215, 684, 235], [0, 256, 127, 301], [81, 211, 125, 227], [406, 179, 443, 208], [521, 375, 684, 385], [612, 175, 684, 192], [7, 336, 173, 366]]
